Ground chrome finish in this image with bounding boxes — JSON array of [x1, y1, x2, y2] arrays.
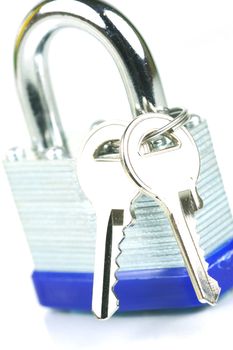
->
[[6, 147, 26, 162], [143, 107, 190, 144], [5, 118, 233, 274], [77, 121, 137, 319], [15, 0, 166, 158], [121, 113, 221, 305], [45, 146, 66, 160], [186, 114, 202, 129], [76, 108, 200, 318]]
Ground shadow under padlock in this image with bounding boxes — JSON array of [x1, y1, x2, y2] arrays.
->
[[4, 0, 233, 314]]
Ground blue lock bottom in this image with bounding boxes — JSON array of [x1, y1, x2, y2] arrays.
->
[[32, 239, 233, 312]]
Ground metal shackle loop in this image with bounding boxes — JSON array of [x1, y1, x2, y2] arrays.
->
[[15, 0, 166, 158]]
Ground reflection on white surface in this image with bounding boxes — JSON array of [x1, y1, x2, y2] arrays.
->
[[44, 291, 233, 350]]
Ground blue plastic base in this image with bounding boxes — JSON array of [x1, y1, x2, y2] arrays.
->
[[32, 239, 233, 312]]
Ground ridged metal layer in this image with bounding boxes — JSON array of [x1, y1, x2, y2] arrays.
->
[[4, 120, 233, 272]]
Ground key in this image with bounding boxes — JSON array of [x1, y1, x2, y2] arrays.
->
[[77, 121, 137, 319], [121, 112, 221, 305]]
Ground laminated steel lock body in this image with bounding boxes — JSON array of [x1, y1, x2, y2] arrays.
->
[[4, 0, 233, 312]]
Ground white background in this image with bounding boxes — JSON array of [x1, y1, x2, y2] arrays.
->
[[0, 0, 233, 349]]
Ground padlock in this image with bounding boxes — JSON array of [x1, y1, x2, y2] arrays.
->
[[4, 0, 233, 312]]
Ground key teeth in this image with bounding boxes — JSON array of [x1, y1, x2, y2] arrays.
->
[[111, 204, 137, 315], [94, 206, 136, 320], [110, 233, 124, 317], [112, 223, 127, 301]]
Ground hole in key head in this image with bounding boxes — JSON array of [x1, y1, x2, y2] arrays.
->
[[140, 131, 181, 156], [93, 139, 120, 161], [93, 132, 181, 161]]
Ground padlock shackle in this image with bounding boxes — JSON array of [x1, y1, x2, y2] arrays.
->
[[15, 0, 166, 157]]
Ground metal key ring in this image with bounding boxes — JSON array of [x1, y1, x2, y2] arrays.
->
[[143, 107, 190, 144]]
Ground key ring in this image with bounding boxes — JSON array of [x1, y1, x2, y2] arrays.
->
[[143, 107, 190, 144]]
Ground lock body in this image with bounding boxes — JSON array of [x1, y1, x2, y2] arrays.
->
[[5, 117, 233, 311]]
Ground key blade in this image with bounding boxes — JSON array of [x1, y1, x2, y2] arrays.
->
[[180, 189, 221, 305], [162, 190, 221, 306], [92, 209, 126, 320]]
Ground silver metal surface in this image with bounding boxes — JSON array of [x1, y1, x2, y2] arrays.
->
[[144, 107, 190, 144], [15, 0, 166, 158], [5, 0, 231, 318], [77, 121, 137, 319], [121, 113, 221, 305], [6, 147, 26, 162], [4, 118, 233, 273]]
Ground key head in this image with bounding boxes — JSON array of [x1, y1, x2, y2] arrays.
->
[[121, 113, 201, 203], [77, 121, 138, 209]]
